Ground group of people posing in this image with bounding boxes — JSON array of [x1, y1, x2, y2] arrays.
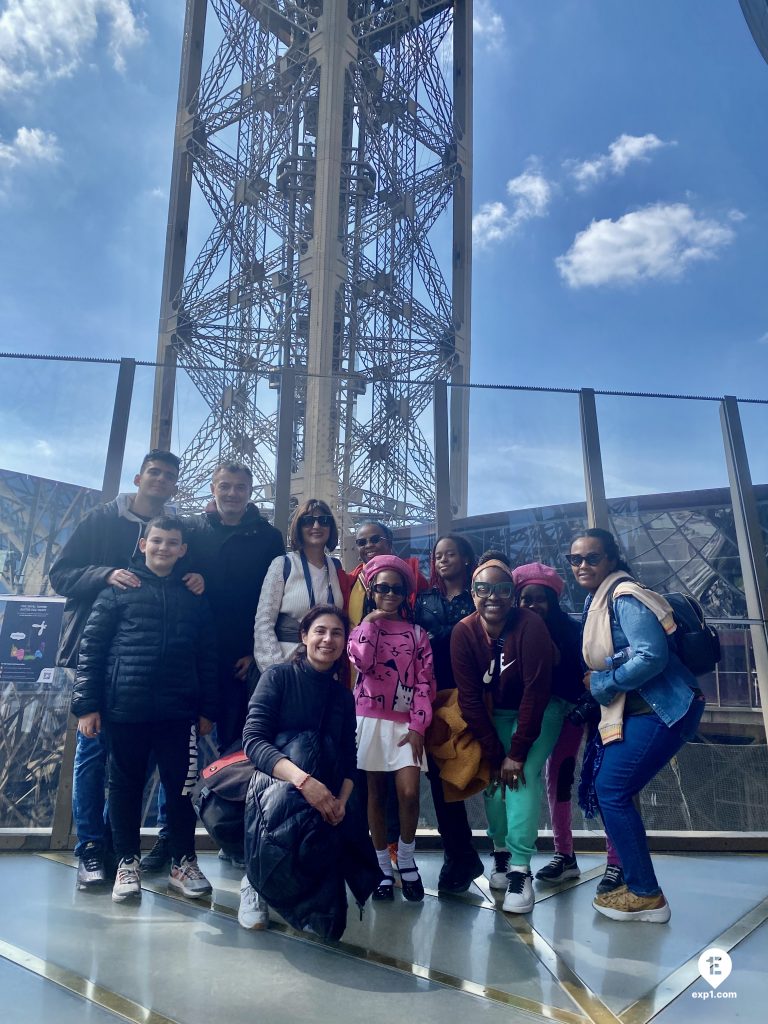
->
[[57, 450, 704, 939]]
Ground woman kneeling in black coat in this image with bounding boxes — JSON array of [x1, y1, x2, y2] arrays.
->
[[241, 604, 379, 940]]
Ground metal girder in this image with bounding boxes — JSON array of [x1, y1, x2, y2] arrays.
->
[[153, 0, 471, 527]]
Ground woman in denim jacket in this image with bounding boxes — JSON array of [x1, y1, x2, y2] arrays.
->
[[569, 528, 705, 924]]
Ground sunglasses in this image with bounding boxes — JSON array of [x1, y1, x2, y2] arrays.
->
[[299, 514, 333, 529], [472, 581, 514, 599], [371, 583, 406, 597], [355, 534, 385, 547], [566, 553, 606, 567]]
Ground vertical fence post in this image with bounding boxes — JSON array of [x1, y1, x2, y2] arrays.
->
[[273, 366, 296, 539], [720, 396, 768, 740], [101, 358, 137, 501], [151, 0, 208, 451], [579, 388, 610, 531], [434, 380, 452, 538]]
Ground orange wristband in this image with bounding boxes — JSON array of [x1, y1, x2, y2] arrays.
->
[[296, 773, 311, 791]]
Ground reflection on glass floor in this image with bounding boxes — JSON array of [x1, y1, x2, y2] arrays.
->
[[1, 850, 766, 1024]]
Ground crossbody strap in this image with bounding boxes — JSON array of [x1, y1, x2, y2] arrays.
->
[[299, 551, 334, 607]]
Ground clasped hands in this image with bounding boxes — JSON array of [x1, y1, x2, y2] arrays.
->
[[489, 756, 526, 797], [299, 776, 347, 826]]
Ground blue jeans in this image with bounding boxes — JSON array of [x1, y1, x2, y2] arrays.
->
[[594, 697, 705, 896], [72, 731, 109, 856]]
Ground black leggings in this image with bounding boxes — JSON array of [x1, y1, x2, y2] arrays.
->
[[106, 719, 196, 863]]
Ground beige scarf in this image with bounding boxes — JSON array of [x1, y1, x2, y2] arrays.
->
[[582, 572, 676, 744]]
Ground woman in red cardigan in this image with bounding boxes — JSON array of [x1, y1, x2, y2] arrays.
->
[[450, 554, 562, 914]]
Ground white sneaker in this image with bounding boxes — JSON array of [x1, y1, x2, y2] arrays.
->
[[238, 876, 269, 930], [489, 850, 511, 890], [502, 870, 534, 913], [112, 857, 141, 902], [168, 855, 212, 898]]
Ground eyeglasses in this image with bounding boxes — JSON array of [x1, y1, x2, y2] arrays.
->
[[299, 514, 333, 529], [355, 534, 385, 547], [472, 581, 514, 599], [371, 583, 406, 597], [566, 553, 606, 567]]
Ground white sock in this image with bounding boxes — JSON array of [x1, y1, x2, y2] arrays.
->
[[375, 848, 394, 882], [397, 838, 419, 881], [510, 864, 529, 874]]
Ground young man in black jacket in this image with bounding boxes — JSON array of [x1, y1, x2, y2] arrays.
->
[[50, 450, 202, 888], [72, 516, 218, 902]]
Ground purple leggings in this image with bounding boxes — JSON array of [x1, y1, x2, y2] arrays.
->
[[546, 718, 620, 865]]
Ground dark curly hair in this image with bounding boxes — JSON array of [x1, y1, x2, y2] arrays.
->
[[429, 533, 477, 594], [292, 604, 350, 674], [570, 528, 632, 574]]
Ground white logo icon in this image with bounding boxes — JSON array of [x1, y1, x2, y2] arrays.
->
[[499, 653, 516, 675], [698, 947, 732, 989]]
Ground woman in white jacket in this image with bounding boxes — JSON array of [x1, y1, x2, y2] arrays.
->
[[253, 499, 346, 671]]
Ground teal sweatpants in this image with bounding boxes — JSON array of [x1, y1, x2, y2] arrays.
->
[[484, 698, 569, 868]]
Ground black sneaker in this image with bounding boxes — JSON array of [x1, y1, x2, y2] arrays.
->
[[77, 842, 106, 889], [438, 851, 485, 894], [535, 852, 580, 885], [596, 865, 625, 894], [140, 837, 171, 874]]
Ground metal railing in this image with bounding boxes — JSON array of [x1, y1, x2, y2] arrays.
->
[[1, 351, 767, 847]]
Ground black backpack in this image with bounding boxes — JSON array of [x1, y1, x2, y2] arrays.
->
[[608, 582, 720, 677], [662, 592, 721, 677]]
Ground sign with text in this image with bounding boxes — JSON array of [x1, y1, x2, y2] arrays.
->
[[0, 597, 64, 686]]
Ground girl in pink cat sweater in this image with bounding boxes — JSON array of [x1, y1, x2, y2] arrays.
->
[[348, 554, 435, 902]]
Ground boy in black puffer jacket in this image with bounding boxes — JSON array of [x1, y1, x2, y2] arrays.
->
[[71, 516, 218, 904]]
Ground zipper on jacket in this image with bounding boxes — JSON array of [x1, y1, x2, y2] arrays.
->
[[158, 581, 168, 719]]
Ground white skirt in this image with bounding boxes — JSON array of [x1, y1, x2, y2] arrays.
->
[[356, 716, 427, 773]]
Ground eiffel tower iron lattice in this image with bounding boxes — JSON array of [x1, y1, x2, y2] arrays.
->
[[151, 0, 473, 532]]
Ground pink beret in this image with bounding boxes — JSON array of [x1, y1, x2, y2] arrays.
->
[[512, 561, 565, 598], [362, 554, 416, 595]]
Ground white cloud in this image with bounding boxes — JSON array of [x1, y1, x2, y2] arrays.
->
[[438, 0, 505, 69], [556, 203, 738, 288], [473, 0, 505, 51], [473, 165, 552, 249], [469, 439, 586, 513], [0, 126, 60, 169], [0, 0, 147, 94], [570, 133, 671, 190]]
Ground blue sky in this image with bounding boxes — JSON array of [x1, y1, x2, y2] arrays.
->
[[0, 1, 766, 514]]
